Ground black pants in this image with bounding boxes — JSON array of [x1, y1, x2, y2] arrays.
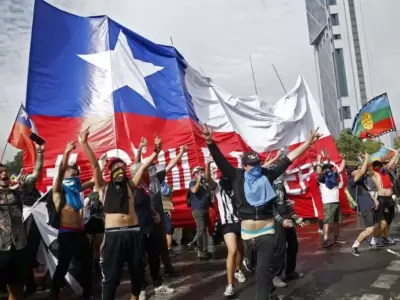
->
[[25, 216, 41, 291], [384, 206, 396, 226], [102, 227, 145, 299], [50, 231, 92, 299], [143, 232, 162, 288], [244, 234, 276, 300], [271, 224, 299, 278], [153, 221, 174, 270]]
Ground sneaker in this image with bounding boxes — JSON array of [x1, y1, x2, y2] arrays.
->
[[351, 247, 360, 257], [138, 290, 147, 300], [164, 268, 181, 277], [154, 285, 175, 294], [223, 284, 235, 297], [168, 249, 176, 257], [234, 270, 246, 283], [243, 257, 254, 273], [382, 237, 396, 245], [334, 237, 347, 244], [393, 237, 400, 242], [285, 271, 304, 281], [269, 292, 282, 300], [369, 242, 384, 248], [273, 276, 288, 288], [323, 239, 333, 248]]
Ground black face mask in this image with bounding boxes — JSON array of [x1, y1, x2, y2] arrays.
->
[[111, 167, 126, 183]]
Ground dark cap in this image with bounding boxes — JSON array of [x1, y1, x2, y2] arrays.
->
[[67, 163, 80, 175], [108, 157, 126, 170], [241, 151, 260, 166]]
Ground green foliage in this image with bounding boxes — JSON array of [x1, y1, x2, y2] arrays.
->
[[335, 128, 382, 161], [4, 151, 23, 174]]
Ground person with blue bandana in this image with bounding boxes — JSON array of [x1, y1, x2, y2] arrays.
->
[[50, 139, 95, 300], [203, 124, 321, 300]]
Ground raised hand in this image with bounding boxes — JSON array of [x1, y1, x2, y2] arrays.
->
[[100, 153, 108, 165], [35, 143, 45, 153], [363, 153, 369, 161], [65, 141, 76, 153], [306, 128, 322, 146], [154, 134, 162, 153], [78, 128, 90, 144], [139, 137, 148, 148], [180, 144, 188, 153], [202, 124, 213, 143]]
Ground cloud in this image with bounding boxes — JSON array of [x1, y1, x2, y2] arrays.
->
[[0, 0, 318, 161]]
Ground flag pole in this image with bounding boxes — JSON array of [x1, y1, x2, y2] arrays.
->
[[249, 54, 258, 96], [1, 104, 23, 163], [272, 64, 288, 96], [170, 37, 174, 46]]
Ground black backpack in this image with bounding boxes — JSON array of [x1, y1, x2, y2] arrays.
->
[[46, 189, 66, 229]]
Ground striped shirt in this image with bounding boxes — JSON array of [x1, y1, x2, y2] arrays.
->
[[214, 183, 239, 225]]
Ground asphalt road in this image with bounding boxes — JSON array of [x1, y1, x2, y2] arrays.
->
[[7, 216, 400, 300]]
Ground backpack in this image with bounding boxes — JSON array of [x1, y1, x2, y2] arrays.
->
[[46, 189, 66, 229], [321, 170, 339, 189]]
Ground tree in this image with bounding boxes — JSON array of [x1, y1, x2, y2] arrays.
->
[[5, 151, 23, 174], [335, 128, 363, 161], [335, 129, 383, 161]]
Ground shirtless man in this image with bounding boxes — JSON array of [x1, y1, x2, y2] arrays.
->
[[81, 130, 162, 300], [370, 150, 400, 245], [50, 140, 94, 300]]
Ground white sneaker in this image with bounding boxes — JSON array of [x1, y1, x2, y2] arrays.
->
[[223, 284, 235, 297], [273, 276, 288, 288], [154, 285, 175, 294], [234, 270, 247, 283], [138, 290, 146, 300]]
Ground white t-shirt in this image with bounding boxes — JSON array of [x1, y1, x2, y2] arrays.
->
[[320, 183, 339, 204]]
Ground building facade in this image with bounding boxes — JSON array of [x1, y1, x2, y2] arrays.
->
[[305, 0, 370, 137]]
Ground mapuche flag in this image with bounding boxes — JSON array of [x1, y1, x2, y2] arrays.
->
[[368, 146, 396, 163], [351, 93, 396, 139]]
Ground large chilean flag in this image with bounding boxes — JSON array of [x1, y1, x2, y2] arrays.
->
[[26, 0, 353, 228]]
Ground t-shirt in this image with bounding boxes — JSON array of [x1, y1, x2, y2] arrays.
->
[[319, 182, 339, 204], [134, 188, 154, 234], [150, 170, 167, 217], [214, 183, 239, 225], [347, 175, 374, 213], [188, 179, 210, 210]]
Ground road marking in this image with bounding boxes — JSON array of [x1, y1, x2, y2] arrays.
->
[[371, 274, 398, 289], [386, 260, 400, 272], [359, 294, 384, 300]]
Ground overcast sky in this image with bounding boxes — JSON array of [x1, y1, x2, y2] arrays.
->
[[1, 0, 399, 162]]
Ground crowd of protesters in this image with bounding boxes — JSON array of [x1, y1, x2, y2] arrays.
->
[[1, 126, 400, 300]]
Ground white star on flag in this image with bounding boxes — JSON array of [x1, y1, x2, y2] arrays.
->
[[20, 110, 28, 120], [78, 30, 164, 113]]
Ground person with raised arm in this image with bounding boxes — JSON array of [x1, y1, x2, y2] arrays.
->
[[203, 124, 321, 300], [135, 137, 184, 277], [0, 142, 43, 300], [81, 130, 162, 300], [50, 140, 93, 300]]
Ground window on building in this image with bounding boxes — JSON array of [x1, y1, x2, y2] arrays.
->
[[333, 34, 342, 40], [334, 48, 349, 97], [339, 106, 351, 120], [331, 14, 340, 26], [328, 0, 337, 5]]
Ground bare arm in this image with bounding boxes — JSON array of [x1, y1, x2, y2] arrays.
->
[[131, 135, 163, 188], [79, 130, 105, 190], [262, 152, 280, 168], [166, 145, 187, 174], [22, 144, 44, 188], [353, 154, 369, 182], [388, 150, 400, 170], [190, 179, 202, 194], [53, 142, 75, 193], [135, 137, 147, 163], [287, 129, 321, 162], [205, 159, 217, 190]]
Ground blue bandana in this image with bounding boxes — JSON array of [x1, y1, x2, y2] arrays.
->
[[62, 177, 82, 211], [244, 165, 276, 207]]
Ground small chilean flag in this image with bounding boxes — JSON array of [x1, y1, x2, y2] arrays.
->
[[7, 105, 37, 167]]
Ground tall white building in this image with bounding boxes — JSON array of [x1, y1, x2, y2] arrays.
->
[[304, 0, 397, 146]]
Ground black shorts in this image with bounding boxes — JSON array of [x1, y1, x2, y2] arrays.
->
[[0, 246, 27, 285], [377, 196, 393, 223], [221, 222, 241, 236], [361, 209, 381, 227]]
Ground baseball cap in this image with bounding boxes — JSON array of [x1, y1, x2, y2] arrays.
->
[[241, 151, 260, 166], [192, 166, 205, 175]]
